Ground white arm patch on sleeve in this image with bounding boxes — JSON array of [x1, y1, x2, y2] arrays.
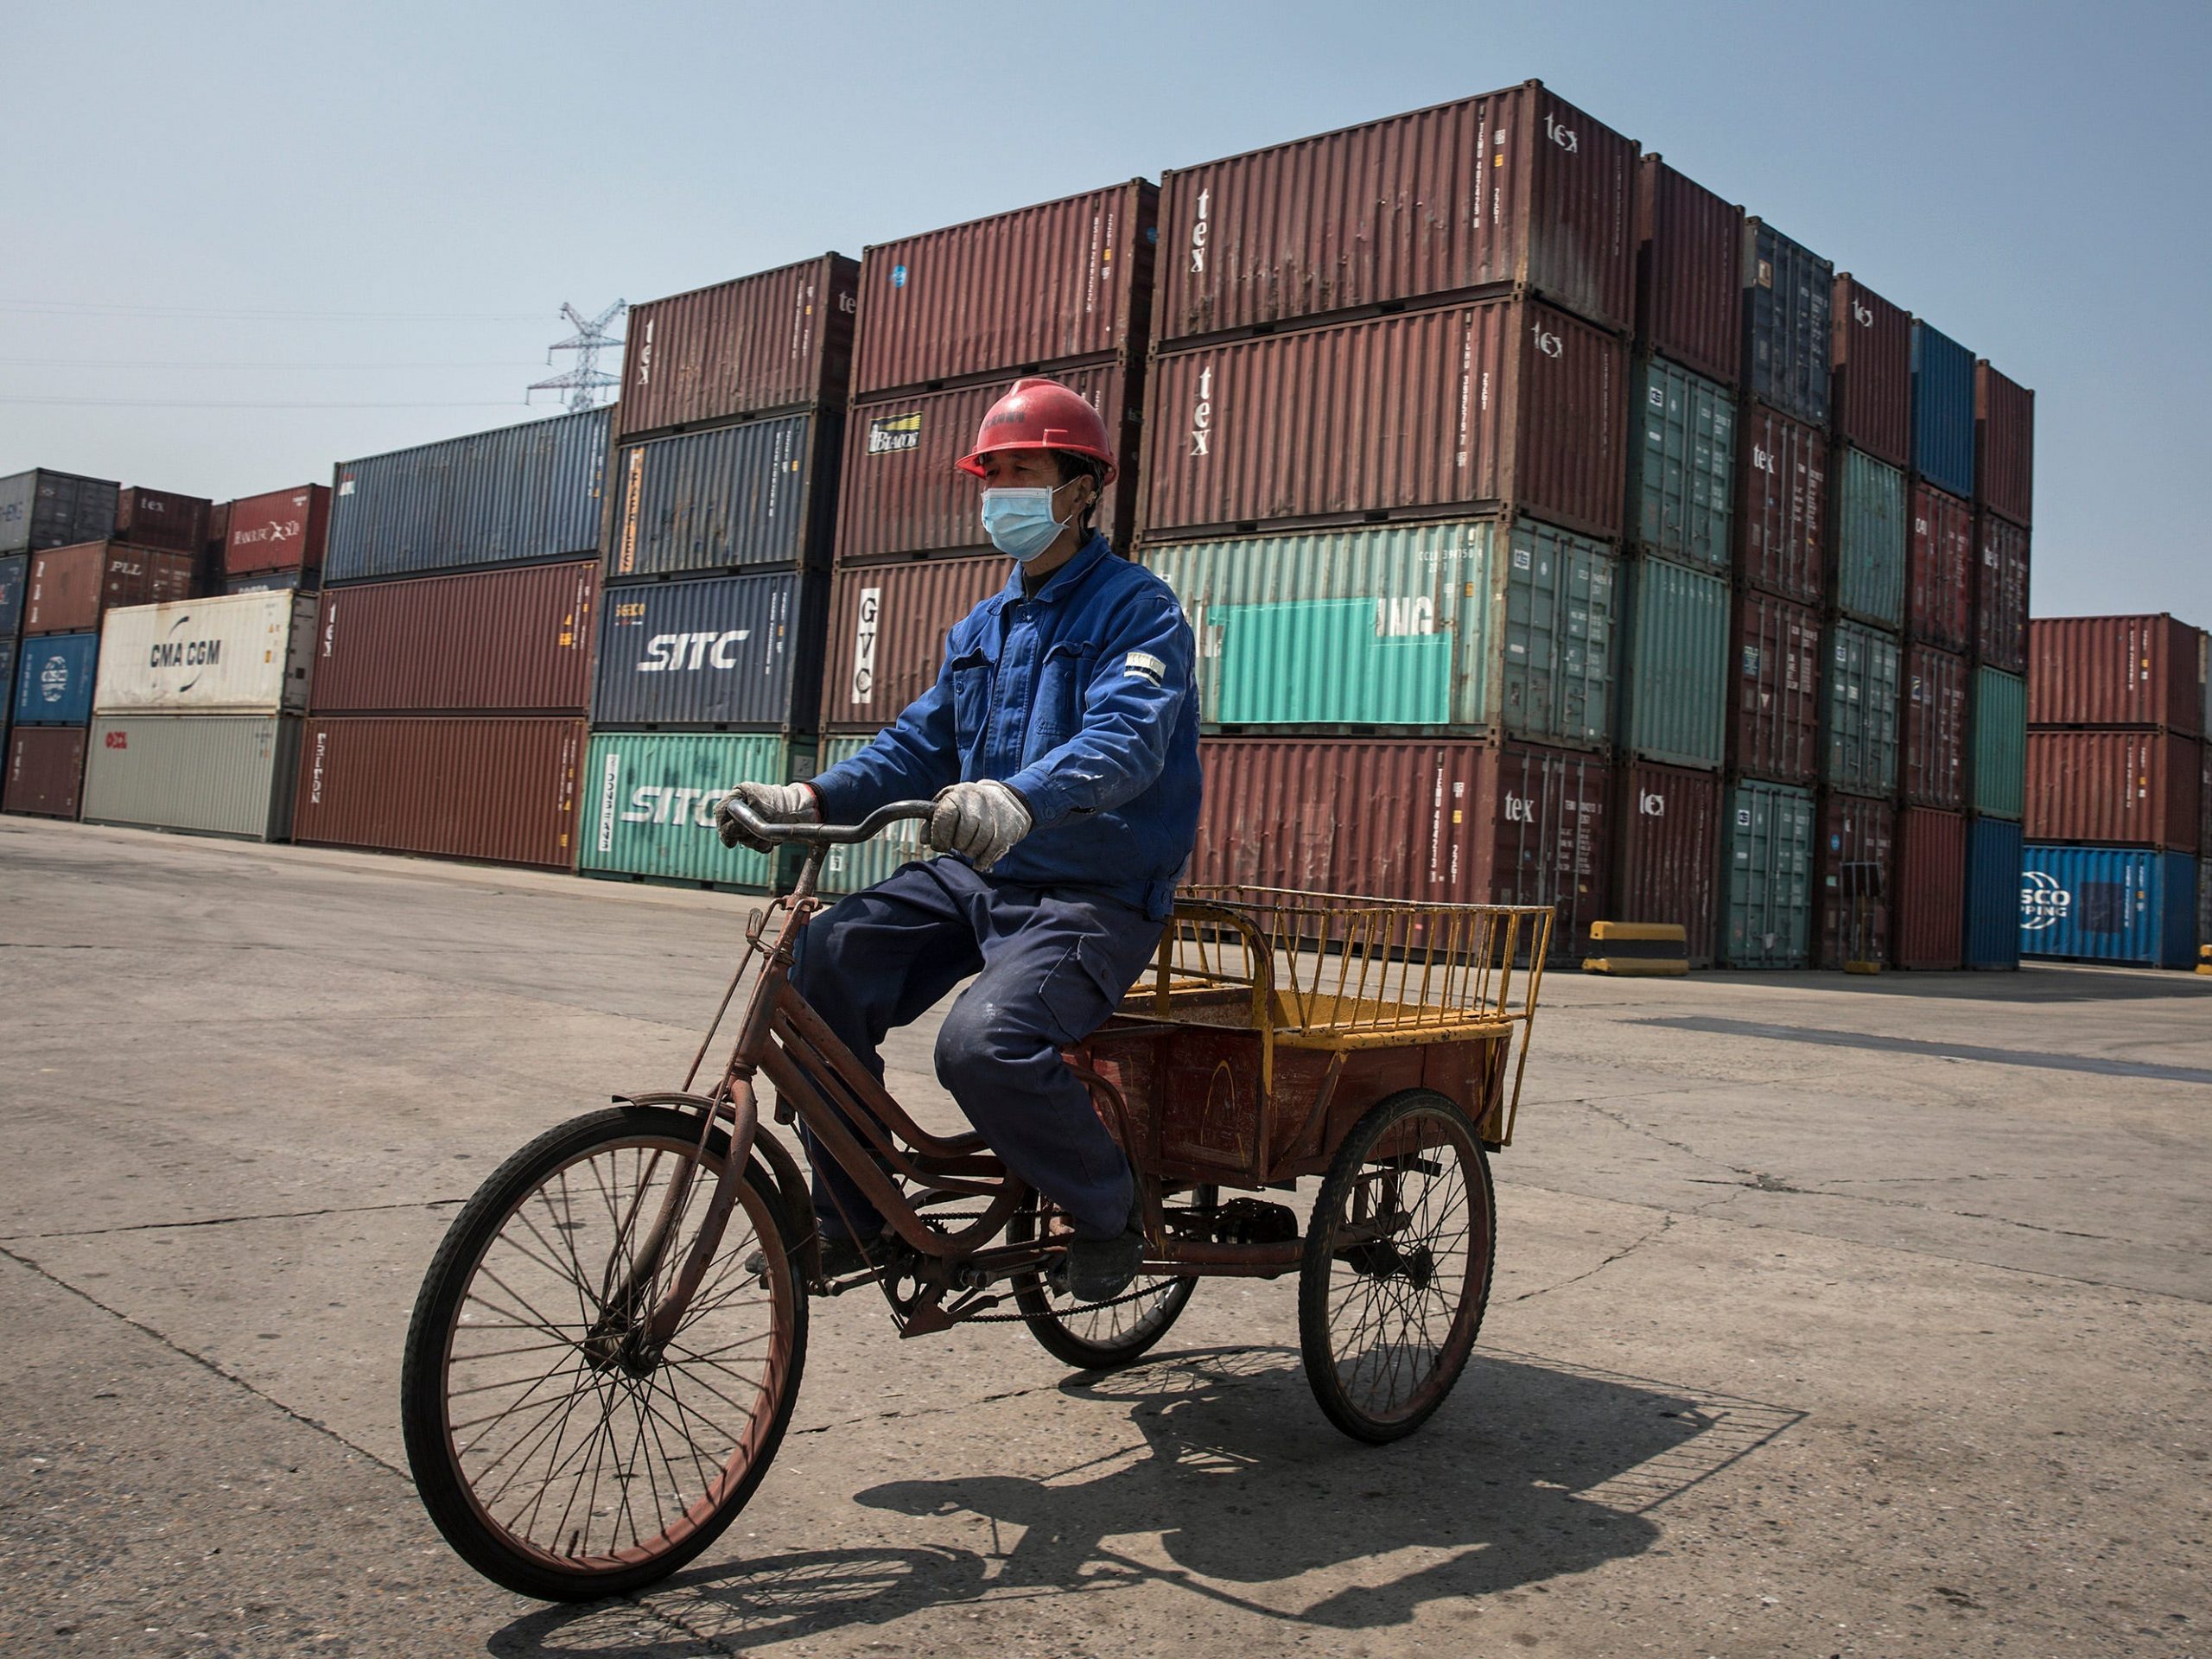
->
[[1124, 651, 1166, 686]]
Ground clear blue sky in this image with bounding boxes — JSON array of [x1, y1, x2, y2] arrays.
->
[[6, 0, 2205, 621]]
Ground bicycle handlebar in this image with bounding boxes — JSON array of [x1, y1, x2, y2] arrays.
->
[[723, 795, 934, 847]]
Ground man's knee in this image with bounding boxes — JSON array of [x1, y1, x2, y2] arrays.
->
[[934, 991, 1047, 1096]]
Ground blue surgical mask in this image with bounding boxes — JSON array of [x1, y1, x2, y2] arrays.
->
[[980, 486, 1069, 563]]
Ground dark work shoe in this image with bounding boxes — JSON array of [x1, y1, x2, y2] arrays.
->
[[813, 1232, 875, 1281], [1061, 1198, 1147, 1302]]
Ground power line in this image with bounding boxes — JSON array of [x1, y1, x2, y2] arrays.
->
[[0, 397, 530, 410], [0, 357, 548, 370], [0, 299, 548, 322]]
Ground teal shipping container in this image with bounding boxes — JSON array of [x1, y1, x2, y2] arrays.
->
[[1821, 620, 1901, 797], [1144, 518, 1617, 747], [1618, 556, 1727, 768], [1833, 448, 1906, 629], [817, 734, 934, 894], [1972, 665, 2025, 820], [1723, 779, 1815, 967], [1625, 356, 1735, 572], [579, 731, 815, 890]]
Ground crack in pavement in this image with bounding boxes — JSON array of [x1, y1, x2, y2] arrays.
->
[[1510, 1212, 1681, 1304], [0, 1195, 467, 1243], [1682, 1177, 2129, 1243], [1574, 1098, 1760, 1180]]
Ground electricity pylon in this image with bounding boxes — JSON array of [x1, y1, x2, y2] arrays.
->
[[529, 301, 626, 412]]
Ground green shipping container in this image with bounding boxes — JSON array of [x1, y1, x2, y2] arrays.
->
[[1972, 665, 2025, 820], [1723, 780, 1815, 967], [1833, 447, 1906, 629], [1625, 356, 1736, 571], [817, 734, 935, 894], [1618, 556, 1728, 767], [580, 732, 815, 890], [1821, 620, 1900, 797], [1144, 518, 1617, 746]]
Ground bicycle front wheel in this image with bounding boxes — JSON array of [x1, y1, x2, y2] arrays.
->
[[400, 1105, 806, 1600]]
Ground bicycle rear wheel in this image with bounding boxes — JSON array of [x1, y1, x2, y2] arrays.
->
[[400, 1105, 805, 1600], [1007, 1189, 1205, 1371]]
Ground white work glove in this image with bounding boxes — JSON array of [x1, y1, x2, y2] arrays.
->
[[927, 780, 1033, 872], [716, 781, 818, 851]]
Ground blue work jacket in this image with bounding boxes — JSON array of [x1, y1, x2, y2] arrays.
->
[[810, 534, 1202, 918]]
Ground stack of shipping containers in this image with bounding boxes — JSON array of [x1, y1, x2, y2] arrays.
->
[[1962, 364, 2036, 966], [815, 187, 1154, 894], [2020, 615, 2205, 968], [3, 470, 123, 817], [290, 410, 609, 868], [1136, 85, 1637, 963], [581, 257, 856, 892], [220, 484, 329, 595]]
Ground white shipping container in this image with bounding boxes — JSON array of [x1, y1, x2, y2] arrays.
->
[[81, 715, 302, 842], [93, 591, 317, 715]]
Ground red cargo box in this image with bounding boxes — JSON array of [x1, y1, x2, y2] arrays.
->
[[23, 542, 195, 635], [1613, 759, 1720, 966], [1733, 404, 1826, 603], [1730, 590, 1821, 785], [2024, 728, 2202, 852], [1974, 513, 2029, 674], [818, 553, 1002, 734], [114, 486, 212, 555], [3, 727, 87, 819], [1828, 276, 1910, 470], [293, 716, 585, 869], [855, 181, 1154, 396], [1974, 362, 2033, 528], [1816, 791, 1893, 969], [1142, 299, 1626, 541], [1633, 156, 1741, 387], [835, 365, 1137, 563], [2028, 614, 2204, 735], [308, 561, 598, 716], [1156, 81, 1637, 344], [226, 484, 330, 576], [1907, 484, 1972, 652], [616, 254, 859, 441], [1891, 807, 1966, 969], [1902, 643, 1969, 809]]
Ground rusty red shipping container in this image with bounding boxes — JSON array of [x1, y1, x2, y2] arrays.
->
[[1730, 590, 1821, 784], [226, 484, 330, 576], [1632, 156, 1741, 386], [1614, 759, 1719, 966], [201, 500, 232, 592], [1142, 300, 1625, 540], [835, 366, 1138, 563], [1974, 512, 2030, 673], [2024, 729, 2202, 852], [1902, 643, 1969, 809], [616, 255, 859, 441], [1827, 276, 1910, 469], [855, 181, 1154, 396], [1733, 404, 1826, 603], [114, 486, 212, 555], [308, 562, 598, 715], [23, 542, 195, 635], [1907, 483, 1973, 652], [819, 553, 1002, 732], [1816, 791, 1893, 969], [2027, 615, 2204, 735], [293, 716, 584, 868], [1974, 361, 2034, 526], [1156, 82, 1637, 345], [3, 727, 87, 818], [1891, 807, 1966, 969]]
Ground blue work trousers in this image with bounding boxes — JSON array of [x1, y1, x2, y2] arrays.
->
[[785, 857, 1161, 1241]]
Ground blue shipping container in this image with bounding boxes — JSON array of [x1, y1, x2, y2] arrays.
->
[[593, 570, 827, 729], [2020, 843, 2198, 969], [0, 637, 15, 725], [0, 552, 25, 638], [325, 406, 611, 584], [13, 632, 97, 726], [607, 415, 837, 581], [1742, 220, 1833, 427], [1963, 814, 2022, 969], [1910, 321, 1975, 499]]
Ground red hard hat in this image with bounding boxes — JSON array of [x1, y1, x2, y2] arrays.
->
[[956, 377, 1117, 482]]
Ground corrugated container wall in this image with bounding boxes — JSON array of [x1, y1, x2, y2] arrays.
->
[[1156, 83, 1636, 345], [0, 470, 119, 557], [226, 570, 319, 597], [0, 639, 15, 725], [1964, 814, 2023, 969], [2020, 844, 2198, 969], [1910, 321, 1977, 500], [0, 553, 25, 638], [1722, 779, 1815, 968], [1741, 220, 1832, 426], [81, 715, 301, 842], [579, 732, 814, 889], [1821, 621, 1901, 798], [1632, 157, 1742, 386], [225, 484, 330, 577], [4, 727, 87, 817], [821, 555, 1002, 732], [856, 181, 1154, 393], [1902, 644, 1969, 810], [1141, 300, 1627, 540], [616, 255, 859, 440], [1733, 404, 1826, 603], [1614, 759, 1720, 965], [324, 407, 610, 584], [1907, 485, 1973, 652], [293, 716, 584, 869], [594, 571, 826, 730], [113, 488, 210, 555], [1974, 362, 2034, 527], [606, 415, 837, 580], [1974, 666, 2026, 819], [93, 591, 316, 715], [309, 563, 597, 715], [1974, 514, 2030, 674], [817, 734, 936, 894], [1816, 792, 1894, 969], [2024, 729, 2202, 852], [1144, 518, 1617, 744], [1730, 590, 1821, 784], [1618, 556, 1727, 768], [1833, 449, 1906, 630], [1891, 808, 1967, 969], [1828, 276, 1911, 469], [2027, 615, 2205, 735], [14, 633, 98, 726], [1625, 357, 1735, 570], [24, 543, 195, 635]]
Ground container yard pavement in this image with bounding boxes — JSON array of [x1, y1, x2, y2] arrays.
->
[[2, 819, 2207, 1659]]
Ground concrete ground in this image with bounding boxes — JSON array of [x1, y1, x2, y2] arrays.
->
[[1, 814, 2207, 1659]]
